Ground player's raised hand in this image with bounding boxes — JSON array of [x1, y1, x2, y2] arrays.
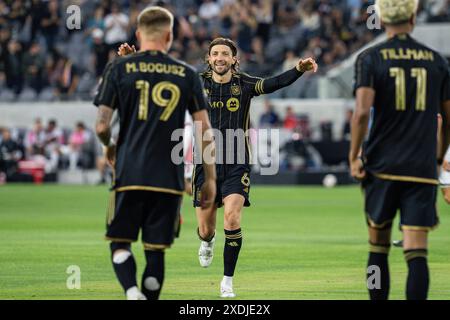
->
[[297, 57, 318, 73], [200, 178, 216, 209], [350, 158, 366, 181], [117, 43, 136, 57]]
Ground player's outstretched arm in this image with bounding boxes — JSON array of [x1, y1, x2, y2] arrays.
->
[[256, 57, 318, 95], [349, 87, 374, 181]]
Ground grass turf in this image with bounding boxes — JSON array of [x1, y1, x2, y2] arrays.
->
[[0, 184, 449, 300]]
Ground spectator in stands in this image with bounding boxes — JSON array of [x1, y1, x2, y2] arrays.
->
[[29, 0, 44, 44], [0, 128, 25, 180], [52, 54, 80, 100], [68, 122, 91, 170], [6, 0, 28, 33], [41, 0, 61, 54], [44, 119, 64, 173], [86, 6, 106, 38], [4, 39, 24, 96], [283, 106, 298, 130], [253, 0, 274, 46], [427, 0, 450, 22], [23, 42, 46, 96], [91, 28, 109, 79], [25, 118, 46, 157], [342, 109, 353, 141], [104, 2, 129, 51], [0, 0, 449, 101], [198, 0, 221, 22], [259, 100, 280, 128]]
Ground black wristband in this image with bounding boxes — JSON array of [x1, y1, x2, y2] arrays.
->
[[438, 158, 443, 165]]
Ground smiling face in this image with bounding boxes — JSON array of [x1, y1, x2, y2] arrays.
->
[[208, 44, 236, 76]]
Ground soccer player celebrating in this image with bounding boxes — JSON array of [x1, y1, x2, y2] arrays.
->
[[94, 6, 216, 300], [118, 37, 317, 298], [350, 0, 450, 300], [193, 38, 317, 298]]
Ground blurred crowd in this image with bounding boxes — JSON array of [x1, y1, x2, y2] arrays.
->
[[0, 119, 109, 183], [1, 0, 449, 101]]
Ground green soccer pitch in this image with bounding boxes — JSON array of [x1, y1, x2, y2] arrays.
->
[[0, 184, 449, 300]]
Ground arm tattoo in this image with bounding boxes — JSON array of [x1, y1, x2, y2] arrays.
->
[[96, 105, 114, 146]]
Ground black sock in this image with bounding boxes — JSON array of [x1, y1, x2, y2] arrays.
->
[[141, 250, 165, 300], [110, 242, 137, 292], [367, 243, 390, 300], [223, 229, 242, 277], [405, 249, 429, 300]]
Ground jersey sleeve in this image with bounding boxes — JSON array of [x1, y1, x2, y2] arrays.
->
[[93, 62, 118, 109], [241, 74, 264, 97], [188, 71, 208, 115], [353, 50, 375, 96], [243, 68, 303, 97]]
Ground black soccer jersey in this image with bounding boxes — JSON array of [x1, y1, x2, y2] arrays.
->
[[94, 50, 207, 194], [354, 33, 450, 184], [201, 67, 304, 164]]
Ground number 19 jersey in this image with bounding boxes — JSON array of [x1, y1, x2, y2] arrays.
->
[[94, 50, 207, 194]]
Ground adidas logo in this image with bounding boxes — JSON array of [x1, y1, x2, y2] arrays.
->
[[227, 242, 239, 247]]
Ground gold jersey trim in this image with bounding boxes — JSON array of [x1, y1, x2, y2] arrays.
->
[[366, 214, 393, 229], [105, 236, 135, 243], [401, 224, 438, 231], [115, 185, 184, 195], [374, 173, 439, 185], [255, 79, 264, 95], [404, 251, 428, 262], [143, 243, 171, 250], [369, 244, 391, 254]]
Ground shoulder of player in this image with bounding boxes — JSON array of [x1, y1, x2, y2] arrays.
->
[[410, 39, 449, 68], [235, 72, 261, 84], [165, 55, 197, 73], [355, 43, 381, 63]]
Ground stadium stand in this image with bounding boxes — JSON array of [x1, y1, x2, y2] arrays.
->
[[1, 0, 449, 102]]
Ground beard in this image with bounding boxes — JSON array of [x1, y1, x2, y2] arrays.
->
[[211, 63, 231, 76]]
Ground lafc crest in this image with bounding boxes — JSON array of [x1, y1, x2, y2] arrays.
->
[[231, 85, 241, 96]]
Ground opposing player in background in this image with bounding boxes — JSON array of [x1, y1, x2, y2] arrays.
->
[[94, 6, 216, 300], [350, 0, 450, 300]]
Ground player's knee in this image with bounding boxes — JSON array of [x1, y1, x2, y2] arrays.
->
[[368, 227, 391, 245], [110, 242, 132, 264], [198, 225, 215, 240], [224, 211, 241, 230]]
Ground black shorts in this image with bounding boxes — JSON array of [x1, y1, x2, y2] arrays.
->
[[363, 174, 439, 231], [105, 190, 182, 248], [193, 164, 251, 208]]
